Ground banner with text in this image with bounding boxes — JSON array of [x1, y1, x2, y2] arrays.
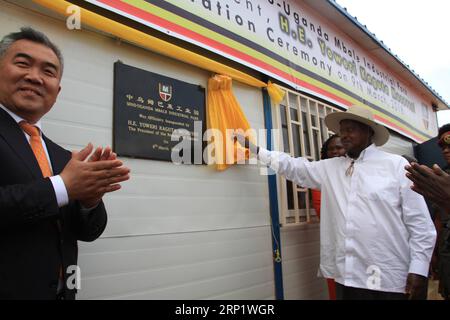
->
[[87, 0, 437, 142]]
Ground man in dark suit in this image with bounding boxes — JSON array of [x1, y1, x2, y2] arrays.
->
[[0, 27, 130, 299]]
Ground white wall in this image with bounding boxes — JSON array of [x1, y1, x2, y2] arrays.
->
[[379, 131, 415, 158], [280, 226, 327, 300], [0, 0, 276, 299]]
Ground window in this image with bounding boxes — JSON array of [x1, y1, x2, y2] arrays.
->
[[273, 87, 341, 226]]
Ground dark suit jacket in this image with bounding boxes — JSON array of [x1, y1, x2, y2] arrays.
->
[[0, 108, 107, 300]]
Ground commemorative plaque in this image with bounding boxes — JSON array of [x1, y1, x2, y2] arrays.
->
[[113, 62, 206, 162]]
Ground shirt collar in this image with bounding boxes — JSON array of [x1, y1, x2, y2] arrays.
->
[[0, 104, 43, 132], [346, 144, 378, 162]]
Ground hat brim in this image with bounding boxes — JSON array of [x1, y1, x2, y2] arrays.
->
[[324, 112, 390, 146]]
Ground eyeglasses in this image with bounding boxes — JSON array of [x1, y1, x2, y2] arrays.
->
[[438, 131, 450, 150]]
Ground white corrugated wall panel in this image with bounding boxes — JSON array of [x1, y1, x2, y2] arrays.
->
[[78, 228, 274, 299], [0, 0, 276, 299], [280, 225, 328, 300], [379, 131, 415, 157]]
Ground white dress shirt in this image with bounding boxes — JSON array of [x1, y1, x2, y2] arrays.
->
[[259, 144, 436, 293], [0, 104, 69, 208]]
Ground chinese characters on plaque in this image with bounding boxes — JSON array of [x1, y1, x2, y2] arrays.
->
[[113, 62, 206, 162]]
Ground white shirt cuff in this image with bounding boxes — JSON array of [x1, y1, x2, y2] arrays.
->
[[258, 147, 271, 165], [49, 175, 69, 208], [408, 260, 430, 277]]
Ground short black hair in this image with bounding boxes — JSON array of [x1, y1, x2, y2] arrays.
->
[[320, 134, 340, 160], [438, 123, 450, 138], [0, 27, 64, 75]]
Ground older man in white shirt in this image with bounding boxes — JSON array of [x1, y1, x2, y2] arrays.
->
[[240, 105, 436, 300]]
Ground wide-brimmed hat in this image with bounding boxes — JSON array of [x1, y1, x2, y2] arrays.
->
[[324, 105, 390, 146]]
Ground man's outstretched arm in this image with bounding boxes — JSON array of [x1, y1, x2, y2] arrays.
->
[[234, 134, 323, 189]]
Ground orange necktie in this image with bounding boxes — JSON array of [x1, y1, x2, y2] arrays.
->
[[19, 121, 52, 177], [20, 121, 63, 285]]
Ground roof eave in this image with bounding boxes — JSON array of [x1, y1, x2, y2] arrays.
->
[[303, 0, 449, 111]]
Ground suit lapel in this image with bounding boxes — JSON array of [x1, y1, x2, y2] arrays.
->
[[0, 108, 43, 178]]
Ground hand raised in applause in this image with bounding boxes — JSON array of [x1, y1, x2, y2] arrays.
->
[[405, 162, 450, 209], [60, 143, 130, 208]]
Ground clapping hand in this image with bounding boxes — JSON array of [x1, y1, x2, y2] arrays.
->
[[405, 162, 450, 209], [60, 143, 130, 208]]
